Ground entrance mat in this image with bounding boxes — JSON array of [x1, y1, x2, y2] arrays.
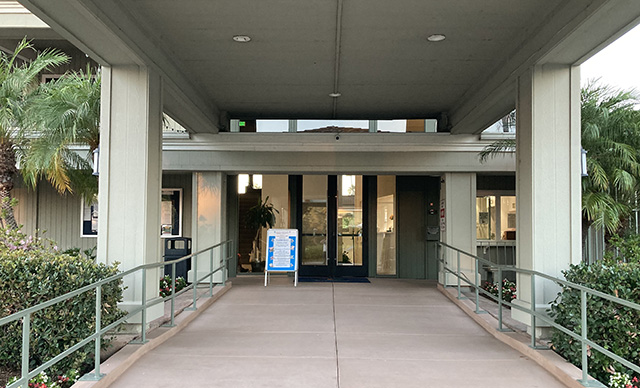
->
[[298, 277, 370, 283]]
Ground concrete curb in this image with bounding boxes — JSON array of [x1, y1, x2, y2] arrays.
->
[[73, 283, 232, 388], [438, 284, 593, 388]]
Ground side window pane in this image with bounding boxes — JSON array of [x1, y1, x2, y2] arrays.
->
[[161, 189, 182, 237], [377, 176, 396, 275], [476, 196, 496, 240], [81, 198, 98, 237], [500, 196, 516, 240]]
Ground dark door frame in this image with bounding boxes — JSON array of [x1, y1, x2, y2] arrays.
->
[[294, 175, 369, 278]]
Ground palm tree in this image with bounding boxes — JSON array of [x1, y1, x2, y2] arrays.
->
[[479, 82, 640, 238], [580, 81, 640, 235], [22, 67, 100, 202], [0, 39, 68, 229], [477, 138, 515, 163]]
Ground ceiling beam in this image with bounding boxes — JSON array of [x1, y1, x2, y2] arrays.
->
[[331, 0, 344, 118], [449, 0, 640, 135], [18, 0, 221, 133]]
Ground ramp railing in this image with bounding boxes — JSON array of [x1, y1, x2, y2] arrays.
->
[[0, 240, 233, 388], [438, 241, 640, 388]]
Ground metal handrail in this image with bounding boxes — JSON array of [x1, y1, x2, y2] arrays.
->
[[1, 240, 234, 388], [438, 241, 640, 387]]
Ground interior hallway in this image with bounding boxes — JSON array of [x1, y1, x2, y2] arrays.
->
[[107, 277, 567, 388]]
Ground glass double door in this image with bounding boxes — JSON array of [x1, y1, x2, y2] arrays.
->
[[299, 175, 367, 277]]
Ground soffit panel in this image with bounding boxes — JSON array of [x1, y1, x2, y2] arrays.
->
[[124, 0, 337, 114], [116, 0, 597, 123]]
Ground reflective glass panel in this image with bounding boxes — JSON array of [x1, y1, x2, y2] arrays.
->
[[337, 175, 363, 266], [377, 176, 396, 275], [301, 176, 327, 265]]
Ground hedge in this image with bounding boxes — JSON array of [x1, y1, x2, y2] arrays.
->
[[0, 229, 125, 376], [549, 260, 640, 384]]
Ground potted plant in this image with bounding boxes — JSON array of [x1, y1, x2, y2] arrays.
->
[[246, 196, 279, 272]]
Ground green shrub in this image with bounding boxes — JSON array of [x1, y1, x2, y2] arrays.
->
[[61, 246, 97, 261], [549, 260, 640, 384], [605, 234, 640, 263], [0, 228, 125, 377]]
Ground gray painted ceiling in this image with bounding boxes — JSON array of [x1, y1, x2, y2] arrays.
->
[[121, 0, 563, 120]]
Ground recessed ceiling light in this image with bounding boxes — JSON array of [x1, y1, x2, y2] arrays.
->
[[232, 35, 251, 43], [329, 92, 341, 98], [427, 34, 446, 42]]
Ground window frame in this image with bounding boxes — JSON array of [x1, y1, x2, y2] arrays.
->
[[80, 188, 184, 238], [161, 188, 183, 238], [476, 190, 516, 242], [80, 197, 99, 238]]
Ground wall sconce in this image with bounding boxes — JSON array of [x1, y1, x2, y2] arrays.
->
[[581, 148, 588, 177], [92, 146, 99, 176]]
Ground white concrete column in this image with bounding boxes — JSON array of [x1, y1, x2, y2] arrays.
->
[[97, 65, 164, 321], [189, 172, 227, 283], [439, 173, 477, 285], [512, 64, 582, 329]]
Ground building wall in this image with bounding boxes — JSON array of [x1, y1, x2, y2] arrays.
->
[[13, 179, 96, 251], [13, 172, 193, 254]]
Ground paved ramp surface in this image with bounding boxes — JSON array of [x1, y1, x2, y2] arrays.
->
[[108, 277, 566, 388]]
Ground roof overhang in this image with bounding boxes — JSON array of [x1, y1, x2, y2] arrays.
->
[[10, 0, 640, 134]]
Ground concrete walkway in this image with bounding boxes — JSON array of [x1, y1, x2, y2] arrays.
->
[[107, 277, 567, 388]]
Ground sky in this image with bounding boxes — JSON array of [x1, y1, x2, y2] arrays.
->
[[581, 24, 640, 91]]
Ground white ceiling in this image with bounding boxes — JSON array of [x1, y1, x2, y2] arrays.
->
[[9, 0, 640, 133], [122, 0, 563, 120]]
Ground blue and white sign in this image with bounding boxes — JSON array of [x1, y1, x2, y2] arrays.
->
[[265, 229, 299, 287]]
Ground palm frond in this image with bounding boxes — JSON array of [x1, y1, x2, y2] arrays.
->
[[478, 139, 516, 163], [21, 67, 100, 197]]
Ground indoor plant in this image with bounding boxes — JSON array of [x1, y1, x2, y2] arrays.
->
[[246, 196, 278, 272]]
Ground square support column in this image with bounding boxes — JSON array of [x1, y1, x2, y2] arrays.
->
[[439, 173, 477, 286], [97, 65, 164, 322], [189, 172, 228, 283], [512, 64, 582, 331]]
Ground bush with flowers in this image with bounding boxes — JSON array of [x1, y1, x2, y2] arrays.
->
[[159, 275, 187, 298], [480, 278, 517, 302], [0, 227, 125, 382], [609, 371, 639, 388], [5, 369, 78, 388]]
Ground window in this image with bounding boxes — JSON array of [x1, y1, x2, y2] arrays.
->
[[161, 189, 183, 237], [377, 176, 396, 275], [377, 119, 438, 133], [256, 120, 289, 132], [476, 194, 516, 241], [297, 120, 369, 132], [230, 119, 438, 133], [80, 189, 183, 237], [236, 174, 290, 271], [81, 197, 99, 237]]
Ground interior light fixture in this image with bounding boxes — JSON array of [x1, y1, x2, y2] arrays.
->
[[329, 92, 341, 98], [232, 35, 251, 43], [252, 174, 263, 190], [427, 34, 446, 42], [238, 174, 249, 194]]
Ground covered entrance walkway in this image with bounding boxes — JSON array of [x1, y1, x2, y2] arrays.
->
[[106, 277, 566, 388]]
